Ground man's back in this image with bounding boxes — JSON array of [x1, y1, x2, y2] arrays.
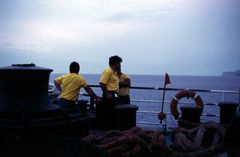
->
[[55, 73, 88, 101]]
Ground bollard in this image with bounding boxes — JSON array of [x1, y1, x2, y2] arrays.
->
[[180, 105, 203, 123], [96, 102, 115, 130], [179, 105, 203, 129], [224, 112, 240, 157], [218, 102, 239, 125], [115, 104, 138, 130]]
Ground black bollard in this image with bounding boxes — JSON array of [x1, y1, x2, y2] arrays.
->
[[115, 104, 138, 130], [180, 105, 203, 123], [218, 101, 239, 125], [224, 113, 240, 157], [179, 105, 203, 129]]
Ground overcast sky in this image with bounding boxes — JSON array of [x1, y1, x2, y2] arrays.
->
[[0, 0, 240, 75]]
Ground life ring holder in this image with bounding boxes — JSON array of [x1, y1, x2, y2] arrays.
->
[[170, 89, 204, 120]]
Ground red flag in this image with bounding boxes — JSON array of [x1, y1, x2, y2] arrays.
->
[[164, 73, 171, 85]]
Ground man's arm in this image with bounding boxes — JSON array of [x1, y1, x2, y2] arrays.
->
[[54, 80, 62, 93], [84, 85, 101, 103], [84, 85, 97, 98], [100, 82, 112, 98]]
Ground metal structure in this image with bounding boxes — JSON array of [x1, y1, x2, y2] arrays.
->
[[0, 64, 89, 145], [73, 84, 239, 129]]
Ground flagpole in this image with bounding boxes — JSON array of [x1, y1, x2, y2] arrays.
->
[[160, 83, 166, 124], [159, 73, 171, 126], [161, 83, 166, 113]]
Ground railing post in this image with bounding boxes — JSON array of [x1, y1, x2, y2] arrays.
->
[[222, 92, 225, 102], [90, 96, 95, 110], [239, 86, 240, 105], [238, 87, 240, 113]]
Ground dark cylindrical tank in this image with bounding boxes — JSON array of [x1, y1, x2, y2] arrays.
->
[[218, 101, 239, 124], [0, 64, 89, 145], [224, 113, 240, 157], [115, 104, 139, 130], [180, 105, 202, 123], [179, 105, 203, 129], [0, 63, 59, 112]]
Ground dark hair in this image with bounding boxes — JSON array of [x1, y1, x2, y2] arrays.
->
[[109, 55, 122, 66], [70, 62, 80, 73]]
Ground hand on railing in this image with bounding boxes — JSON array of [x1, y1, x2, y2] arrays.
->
[[95, 96, 102, 104]]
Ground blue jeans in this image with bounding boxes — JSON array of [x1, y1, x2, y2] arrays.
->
[[57, 98, 76, 109]]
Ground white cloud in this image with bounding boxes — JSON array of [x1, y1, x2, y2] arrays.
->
[[0, 0, 183, 52]]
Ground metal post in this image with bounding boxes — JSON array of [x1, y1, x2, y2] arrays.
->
[[160, 84, 166, 124], [164, 116, 167, 134], [222, 92, 225, 102], [238, 87, 240, 112], [162, 123, 167, 135], [90, 96, 95, 110], [239, 86, 240, 105]]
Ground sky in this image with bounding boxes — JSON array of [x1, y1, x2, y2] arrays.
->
[[0, 0, 240, 75]]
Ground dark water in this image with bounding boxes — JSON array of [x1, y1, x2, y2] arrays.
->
[[50, 74, 240, 127]]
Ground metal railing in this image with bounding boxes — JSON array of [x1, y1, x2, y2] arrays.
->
[[49, 84, 240, 127]]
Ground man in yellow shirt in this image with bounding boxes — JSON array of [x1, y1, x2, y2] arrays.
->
[[117, 69, 131, 104], [54, 62, 100, 108], [98, 55, 122, 129], [99, 55, 122, 105]]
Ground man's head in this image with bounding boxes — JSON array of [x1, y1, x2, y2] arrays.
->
[[70, 62, 80, 74], [109, 55, 122, 71]]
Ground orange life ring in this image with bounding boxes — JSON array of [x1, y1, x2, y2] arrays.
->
[[170, 90, 204, 120]]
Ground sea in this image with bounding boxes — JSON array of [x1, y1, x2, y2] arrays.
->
[[50, 74, 240, 129]]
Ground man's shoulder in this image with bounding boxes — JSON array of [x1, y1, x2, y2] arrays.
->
[[77, 74, 85, 80], [70, 74, 87, 85], [61, 73, 73, 79], [103, 67, 113, 74], [55, 74, 67, 79], [69, 73, 84, 79]]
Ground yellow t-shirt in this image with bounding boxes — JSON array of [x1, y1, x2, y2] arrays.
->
[[55, 73, 88, 101], [118, 73, 130, 96], [99, 67, 119, 93]]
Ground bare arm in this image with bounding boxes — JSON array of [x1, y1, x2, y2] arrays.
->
[[84, 85, 101, 103], [100, 82, 112, 98], [84, 85, 97, 99], [54, 80, 62, 93]]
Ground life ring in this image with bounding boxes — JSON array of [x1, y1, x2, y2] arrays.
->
[[170, 90, 204, 120]]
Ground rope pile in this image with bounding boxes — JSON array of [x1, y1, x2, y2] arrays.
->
[[82, 122, 226, 157], [82, 127, 171, 157], [171, 122, 226, 157]]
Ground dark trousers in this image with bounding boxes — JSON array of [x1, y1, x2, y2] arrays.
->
[[57, 98, 76, 109], [57, 98, 87, 113], [96, 92, 118, 130]]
